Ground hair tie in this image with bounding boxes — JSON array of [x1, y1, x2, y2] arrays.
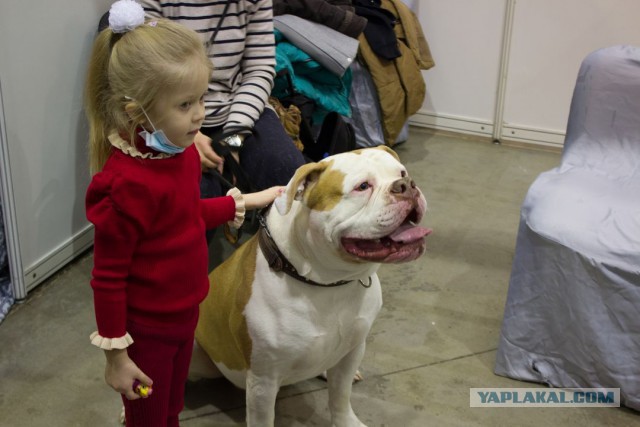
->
[[108, 0, 145, 34]]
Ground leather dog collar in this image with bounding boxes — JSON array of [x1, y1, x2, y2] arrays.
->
[[257, 208, 372, 288]]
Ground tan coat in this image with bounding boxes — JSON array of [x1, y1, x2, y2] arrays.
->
[[358, 0, 435, 146]]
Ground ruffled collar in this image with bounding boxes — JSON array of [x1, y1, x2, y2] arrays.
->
[[108, 130, 172, 160]]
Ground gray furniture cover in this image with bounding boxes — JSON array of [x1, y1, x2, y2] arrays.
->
[[274, 14, 359, 77], [495, 45, 640, 411]]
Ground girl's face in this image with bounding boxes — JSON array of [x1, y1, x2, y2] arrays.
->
[[145, 75, 208, 149]]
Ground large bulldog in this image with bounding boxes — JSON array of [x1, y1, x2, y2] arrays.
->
[[192, 146, 430, 426]]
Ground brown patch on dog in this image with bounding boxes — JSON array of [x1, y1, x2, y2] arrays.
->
[[279, 162, 330, 214], [195, 235, 258, 371], [305, 167, 346, 212]]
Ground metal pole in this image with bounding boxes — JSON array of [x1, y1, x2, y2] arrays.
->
[[493, 0, 517, 143]]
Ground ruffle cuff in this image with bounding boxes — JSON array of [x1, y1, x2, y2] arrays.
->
[[90, 331, 134, 350], [226, 187, 245, 229]]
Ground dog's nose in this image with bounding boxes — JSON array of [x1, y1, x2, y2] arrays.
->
[[391, 176, 415, 194]]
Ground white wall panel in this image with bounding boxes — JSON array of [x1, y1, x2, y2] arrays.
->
[[0, 0, 112, 297], [414, 0, 507, 137], [411, 0, 640, 147], [502, 0, 640, 145]]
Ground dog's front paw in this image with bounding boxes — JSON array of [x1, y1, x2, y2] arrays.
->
[[331, 410, 368, 427], [319, 370, 364, 383], [332, 419, 367, 427]]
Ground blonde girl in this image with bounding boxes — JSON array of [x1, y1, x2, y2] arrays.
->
[[84, 1, 282, 425]]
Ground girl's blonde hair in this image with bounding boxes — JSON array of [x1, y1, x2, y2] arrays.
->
[[84, 19, 212, 174]]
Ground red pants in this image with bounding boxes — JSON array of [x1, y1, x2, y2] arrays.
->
[[122, 309, 198, 427]]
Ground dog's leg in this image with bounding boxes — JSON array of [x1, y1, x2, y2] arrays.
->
[[326, 343, 368, 427], [245, 371, 279, 427]]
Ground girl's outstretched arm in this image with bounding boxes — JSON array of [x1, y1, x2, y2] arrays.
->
[[243, 186, 285, 211]]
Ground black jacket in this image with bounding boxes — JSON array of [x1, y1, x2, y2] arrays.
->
[[273, 0, 367, 38]]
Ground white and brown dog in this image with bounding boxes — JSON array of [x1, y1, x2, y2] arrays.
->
[[192, 146, 430, 426]]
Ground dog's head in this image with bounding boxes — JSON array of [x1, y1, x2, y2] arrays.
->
[[274, 146, 430, 263]]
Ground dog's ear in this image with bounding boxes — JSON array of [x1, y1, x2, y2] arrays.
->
[[275, 161, 329, 215]]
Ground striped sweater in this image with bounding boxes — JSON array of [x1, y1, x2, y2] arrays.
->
[[140, 0, 276, 132]]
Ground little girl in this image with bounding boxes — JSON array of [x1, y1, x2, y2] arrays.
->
[[84, 1, 282, 425]]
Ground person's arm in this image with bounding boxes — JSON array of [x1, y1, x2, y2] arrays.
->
[[199, 186, 284, 230], [224, 0, 277, 135], [86, 171, 157, 398], [243, 186, 285, 210], [86, 171, 157, 344], [87, 174, 135, 340], [199, 191, 239, 230]]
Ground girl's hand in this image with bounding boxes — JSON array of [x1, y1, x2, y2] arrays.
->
[[103, 349, 153, 400], [243, 186, 285, 210]]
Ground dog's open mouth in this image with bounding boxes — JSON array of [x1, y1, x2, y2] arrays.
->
[[341, 212, 432, 263]]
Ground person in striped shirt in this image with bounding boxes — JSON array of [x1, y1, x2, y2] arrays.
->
[[140, 0, 305, 241]]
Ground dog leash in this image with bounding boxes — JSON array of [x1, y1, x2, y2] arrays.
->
[[257, 207, 372, 288]]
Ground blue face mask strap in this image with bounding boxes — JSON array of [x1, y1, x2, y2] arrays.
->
[[124, 96, 157, 132]]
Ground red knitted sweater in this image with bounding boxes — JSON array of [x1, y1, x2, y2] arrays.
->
[[86, 144, 235, 339]]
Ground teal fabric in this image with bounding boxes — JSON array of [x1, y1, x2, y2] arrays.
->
[[273, 30, 352, 125]]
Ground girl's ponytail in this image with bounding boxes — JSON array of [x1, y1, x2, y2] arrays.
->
[[85, 29, 116, 174]]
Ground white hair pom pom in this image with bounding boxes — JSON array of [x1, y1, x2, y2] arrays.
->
[[109, 0, 146, 34]]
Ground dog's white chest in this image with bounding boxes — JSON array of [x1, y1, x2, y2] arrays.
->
[[244, 255, 382, 385]]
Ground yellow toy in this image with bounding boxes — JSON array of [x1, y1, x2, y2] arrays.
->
[[133, 380, 153, 398]]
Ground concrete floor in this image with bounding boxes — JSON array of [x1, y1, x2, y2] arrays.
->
[[1, 128, 638, 426]]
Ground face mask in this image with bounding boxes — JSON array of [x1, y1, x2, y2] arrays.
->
[[126, 96, 185, 155], [138, 128, 185, 155]]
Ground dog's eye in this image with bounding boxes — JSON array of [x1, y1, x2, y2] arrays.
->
[[401, 170, 407, 178], [356, 182, 370, 191]]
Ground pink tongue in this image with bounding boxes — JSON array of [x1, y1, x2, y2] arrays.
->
[[388, 224, 432, 243]]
